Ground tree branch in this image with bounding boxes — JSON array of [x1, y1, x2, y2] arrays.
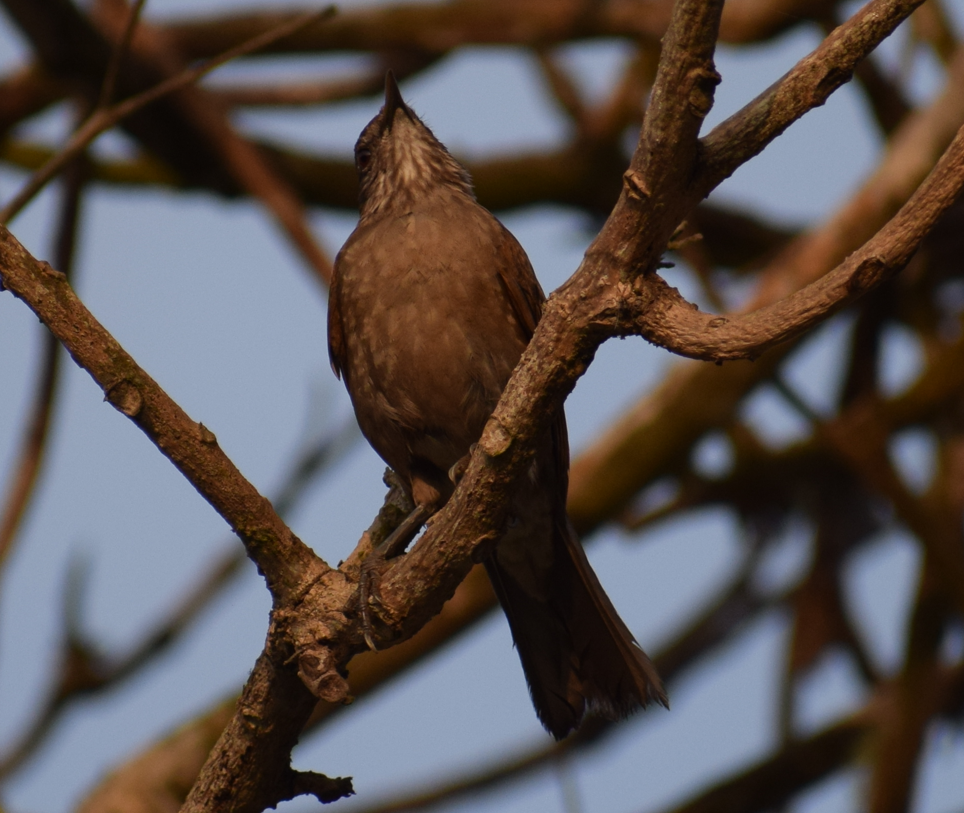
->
[[567, 42, 964, 532], [181, 651, 352, 812], [0, 149, 85, 568], [160, 0, 851, 61], [3, 1, 955, 810], [634, 123, 964, 360], [92, 0, 334, 285], [0, 5, 334, 225], [0, 227, 329, 603], [698, 0, 926, 194], [0, 63, 63, 137]]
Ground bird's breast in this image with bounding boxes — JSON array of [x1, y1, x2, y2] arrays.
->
[[335, 203, 528, 469]]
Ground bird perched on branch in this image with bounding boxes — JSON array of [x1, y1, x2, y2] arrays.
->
[[328, 73, 666, 738]]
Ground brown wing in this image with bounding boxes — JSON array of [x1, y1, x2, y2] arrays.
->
[[494, 223, 544, 341], [494, 221, 571, 476], [327, 258, 346, 381]]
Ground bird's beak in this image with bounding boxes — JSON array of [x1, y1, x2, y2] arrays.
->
[[382, 71, 409, 130]]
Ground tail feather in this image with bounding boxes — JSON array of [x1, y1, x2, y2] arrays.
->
[[485, 518, 666, 739]]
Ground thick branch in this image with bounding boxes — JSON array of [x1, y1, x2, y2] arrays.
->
[[567, 42, 964, 531], [634, 124, 964, 360], [0, 226, 328, 602], [161, 0, 847, 61], [867, 565, 949, 813], [181, 651, 352, 812], [637, 0, 722, 201], [80, 525, 775, 813], [0, 136, 632, 216]]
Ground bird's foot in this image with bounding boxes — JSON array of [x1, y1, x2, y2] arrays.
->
[[358, 502, 433, 650], [448, 444, 477, 486], [358, 552, 386, 651]]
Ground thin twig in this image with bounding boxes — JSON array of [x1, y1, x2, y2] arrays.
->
[[94, 0, 335, 284], [98, 0, 149, 109], [0, 320, 61, 568], [867, 561, 949, 813], [0, 116, 88, 568], [589, 46, 660, 141], [0, 6, 335, 224], [536, 48, 586, 125], [699, 0, 926, 194], [213, 74, 382, 107], [211, 53, 441, 108], [0, 63, 65, 137], [911, 0, 958, 64]]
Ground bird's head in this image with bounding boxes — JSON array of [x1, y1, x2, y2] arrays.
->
[[354, 72, 474, 218]]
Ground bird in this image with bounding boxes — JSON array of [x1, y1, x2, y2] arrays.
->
[[328, 73, 667, 739]]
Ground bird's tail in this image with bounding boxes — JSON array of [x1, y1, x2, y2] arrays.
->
[[484, 517, 667, 739]]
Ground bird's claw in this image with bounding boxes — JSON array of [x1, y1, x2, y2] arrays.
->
[[359, 552, 386, 651], [448, 444, 477, 485], [357, 501, 433, 651]]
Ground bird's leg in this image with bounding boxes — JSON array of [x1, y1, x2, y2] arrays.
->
[[359, 501, 434, 650]]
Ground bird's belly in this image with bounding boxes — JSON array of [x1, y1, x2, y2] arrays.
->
[[342, 270, 522, 475]]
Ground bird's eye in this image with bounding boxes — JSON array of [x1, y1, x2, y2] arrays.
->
[[356, 148, 373, 171]]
